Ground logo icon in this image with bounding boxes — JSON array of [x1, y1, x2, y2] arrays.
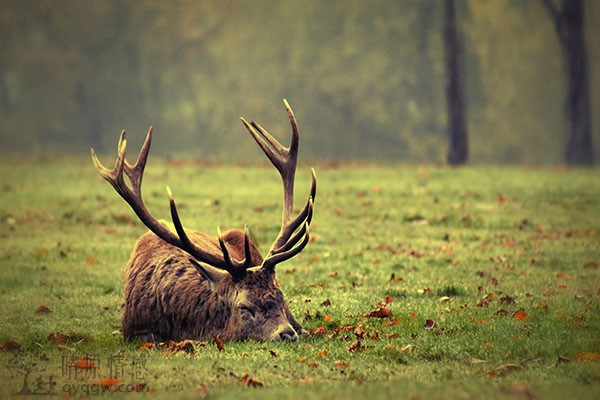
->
[[6, 351, 56, 396]]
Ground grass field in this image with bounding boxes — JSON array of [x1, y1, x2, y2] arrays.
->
[[0, 157, 599, 399]]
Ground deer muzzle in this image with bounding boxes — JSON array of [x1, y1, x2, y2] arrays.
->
[[272, 324, 298, 342]]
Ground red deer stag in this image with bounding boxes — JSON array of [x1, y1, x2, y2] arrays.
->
[[91, 100, 316, 342]]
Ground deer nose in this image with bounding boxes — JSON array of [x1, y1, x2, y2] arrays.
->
[[278, 327, 298, 342]]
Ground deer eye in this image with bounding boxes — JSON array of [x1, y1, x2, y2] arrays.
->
[[239, 305, 256, 318]]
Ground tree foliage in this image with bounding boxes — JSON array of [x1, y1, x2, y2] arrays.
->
[[0, 0, 598, 163]]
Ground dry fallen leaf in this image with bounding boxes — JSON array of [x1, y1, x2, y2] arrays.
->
[[241, 374, 264, 388], [174, 340, 196, 353], [310, 326, 328, 336], [409, 250, 424, 258], [382, 318, 401, 327], [486, 363, 522, 377], [92, 378, 124, 387], [139, 341, 155, 350], [73, 356, 97, 370], [399, 344, 414, 352], [131, 383, 148, 392], [497, 363, 522, 375], [513, 309, 529, 320], [500, 295, 515, 305], [365, 308, 392, 319], [574, 352, 600, 361], [423, 319, 437, 330], [214, 336, 224, 351], [441, 246, 453, 254], [142, 340, 204, 354], [348, 340, 363, 353], [377, 296, 393, 308], [47, 331, 84, 345], [2, 340, 21, 351], [354, 325, 365, 340], [35, 305, 51, 314]]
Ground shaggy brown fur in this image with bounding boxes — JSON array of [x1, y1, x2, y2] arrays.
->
[[122, 228, 302, 342]]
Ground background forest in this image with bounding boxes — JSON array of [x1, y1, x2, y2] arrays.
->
[[1, 0, 599, 164]]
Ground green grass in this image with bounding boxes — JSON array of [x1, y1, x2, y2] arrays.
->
[[1, 157, 599, 399]]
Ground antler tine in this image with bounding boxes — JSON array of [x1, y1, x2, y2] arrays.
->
[[271, 169, 316, 251], [168, 186, 245, 271], [92, 129, 176, 249], [240, 99, 298, 168], [93, 128, 249, 276], [90, 130, 128, 196], [262, 223, 311, 271], [216, 227, 235, 271], [242, 226, 253, 269], [283, 99, 299, 158], [167, 186, 197, 254], [123, 126, 153, 195], [241, 99, 299, 223], [263, 185, 315, 272], [90, 147, 112, 180], [273, 217, 309, 255], [241, 118, 287, 173], [169, 182, 252, 277], [90, 133, 125, 179], [241, 101, 317, 271], [215, 226, 253, 279], [92, 130, 146, 200]]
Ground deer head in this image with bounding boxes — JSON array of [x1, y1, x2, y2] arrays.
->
[[91, 100, 316, 342]]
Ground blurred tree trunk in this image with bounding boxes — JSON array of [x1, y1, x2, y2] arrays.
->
[[542, 0, 593, 165], [0, 65, 9, 110], [443, 0, 468, 165]]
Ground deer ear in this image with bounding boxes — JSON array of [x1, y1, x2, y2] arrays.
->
[[189, 258, 229, 284]]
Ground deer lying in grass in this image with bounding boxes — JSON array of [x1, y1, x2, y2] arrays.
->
[[91, 100, 316, 342]]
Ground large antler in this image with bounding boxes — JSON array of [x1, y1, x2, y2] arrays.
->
[[91, 127, 252, 279], [241, 100, 317, 271]]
